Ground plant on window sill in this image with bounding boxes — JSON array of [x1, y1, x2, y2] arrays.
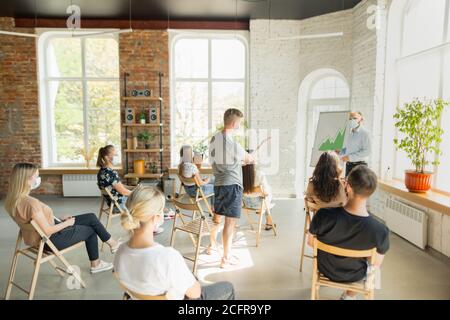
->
[[393, 98, 448, 193], [77, 145, 98, 168]]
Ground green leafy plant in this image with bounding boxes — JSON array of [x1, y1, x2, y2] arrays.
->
[[193, 141, 208, 155], [149, 162, 158, 174], [137, 131, 155, 142], [393, 98, 448, 173]]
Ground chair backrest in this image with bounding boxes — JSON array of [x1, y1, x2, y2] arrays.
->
[[17, 221, 47, 241], [113, 272, 167, 300], [173, 197, 203, 213], [243, 185, 266, 198], [177, 173, 202, 188], [304, 198, 321, 213], [100, 187, 124, 212], [313, 237, 377, 263]]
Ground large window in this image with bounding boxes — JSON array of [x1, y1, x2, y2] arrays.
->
[[393, 0, 450, 192], [170, 34, 248, 165], [39, 33, 121, 167], [305, 74, 350, 179]]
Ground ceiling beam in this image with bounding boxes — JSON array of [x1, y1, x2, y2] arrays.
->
[[14, 18, 250, 30]]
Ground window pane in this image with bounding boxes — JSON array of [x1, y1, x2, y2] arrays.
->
[[212, 39, 245, 79], [47, 38, 82, 77], [50, 81, 84, 163], [174, 39, 208, 78], [310, 76, 349, 99], [174, 82, 208, 160], [85, 38, 119, 78], [398, 52, 440, 102], [211, 82, 245, 130], [87, 81, 121, 163], [436, 48, 450, 191], [402, 0, 446, 56]]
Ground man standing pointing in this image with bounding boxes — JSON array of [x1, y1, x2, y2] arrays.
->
[[339, 111, 371, 177]]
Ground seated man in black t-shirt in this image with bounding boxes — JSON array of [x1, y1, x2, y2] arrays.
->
[[308, 165, 389, 300]]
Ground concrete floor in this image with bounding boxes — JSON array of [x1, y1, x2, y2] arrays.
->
[[0, 196, 449, 300]]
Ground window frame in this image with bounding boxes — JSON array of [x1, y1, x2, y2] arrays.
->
[[38, 31, 120, 167], [169, 31, 249, 166], [391, 0, 450, 191]]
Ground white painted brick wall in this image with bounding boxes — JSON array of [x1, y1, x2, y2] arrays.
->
[[250, 0, 386, 197]]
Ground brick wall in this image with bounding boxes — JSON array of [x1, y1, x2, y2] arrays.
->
[[0, 20, 170, 196], [118, 30, 170, 177]]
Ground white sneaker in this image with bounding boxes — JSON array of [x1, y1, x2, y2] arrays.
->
[[340, 292, 357, 300], [90, 260, 114, 274], [154, 227, 164, 235]]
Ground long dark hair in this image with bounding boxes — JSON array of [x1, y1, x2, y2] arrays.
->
[[96, 145, 114, 168], [242, 163, 256, 194], [310, 151, 342, 203]]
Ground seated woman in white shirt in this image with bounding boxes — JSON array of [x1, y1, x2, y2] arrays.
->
[[178, 145, 214, 202], [113, 185, 234, 300], [242, 163, 276, 231]]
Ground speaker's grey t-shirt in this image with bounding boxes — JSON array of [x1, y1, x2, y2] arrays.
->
[[209, 132, 246, 188]]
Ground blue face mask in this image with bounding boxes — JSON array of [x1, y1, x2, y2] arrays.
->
[[349, 119, 359, 129]]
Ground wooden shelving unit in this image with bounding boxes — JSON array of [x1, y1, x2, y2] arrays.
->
[[122, 72, 164, 183], [124, 149, 162, 153]]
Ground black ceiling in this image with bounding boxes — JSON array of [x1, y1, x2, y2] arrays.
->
[[0, 0, 362, 21]]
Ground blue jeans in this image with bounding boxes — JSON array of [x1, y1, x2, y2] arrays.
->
[[186, 281, 235, 300]]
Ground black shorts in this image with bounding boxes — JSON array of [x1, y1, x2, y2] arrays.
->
[[213, 185, 243, 219]]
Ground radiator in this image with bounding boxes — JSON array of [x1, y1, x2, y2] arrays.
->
[[385, 198, 428, 249], [62, 174, 100, 197]]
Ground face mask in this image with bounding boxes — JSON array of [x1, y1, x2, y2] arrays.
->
[[349, 119, 359, 129], [111, 155, 120, 166], [31, 176, 41, 190]]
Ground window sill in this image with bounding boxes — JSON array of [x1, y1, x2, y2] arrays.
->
[[39, 167, 123, 175], [378, 179, 450, 216]]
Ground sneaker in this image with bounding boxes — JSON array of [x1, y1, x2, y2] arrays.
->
[[90, 260, 114, 274], [340, 292, 357, 300], [110, 238, 123, 254], [154, 227, 164, 235]]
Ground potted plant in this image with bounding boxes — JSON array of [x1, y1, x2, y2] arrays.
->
[[193, 141, 208, 169], [393, 98, 448, 193], [149, 162, 158, 174], [137, 131, 155, 149], [139, 111, 146, 124]]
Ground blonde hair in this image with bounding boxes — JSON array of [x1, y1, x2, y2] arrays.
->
[[4, 163, 38, 217], [224, 108, 244, 126], [121, 185, 165, 231]]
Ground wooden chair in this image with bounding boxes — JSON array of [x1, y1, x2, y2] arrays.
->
[[5, 221, 86, 300], [98, 187, 124, 250], [170, 198, 212, 274], [242, 185, 277, 247], [311, 237, 377, 300], [113, 272, 167, 300], [299, 198, 320, 272], [176, 173, 214, 218]]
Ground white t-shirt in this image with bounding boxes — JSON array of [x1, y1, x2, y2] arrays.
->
[[180, 162, 199, 186], [113, 243, 197, 300]]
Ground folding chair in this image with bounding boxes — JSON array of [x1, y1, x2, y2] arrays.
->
[[170, 198, 212, 274], [98, 186, 124, 250], [176, 173, 214, 218], [310, 237, 377, 300], [4, 221, 86, 300], [299, 198, 320, 272], [242, 185, 277, 247], [113, 272, 167, 300]]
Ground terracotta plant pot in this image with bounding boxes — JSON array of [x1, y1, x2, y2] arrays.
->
[[404, 170, 433, 193]]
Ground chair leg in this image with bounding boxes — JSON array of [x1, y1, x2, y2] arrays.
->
[[256, 211, 264, 247], [170, 213, 178, 247], [299, 212, 310, 272], [47, 242, 86, 289], [28, 242, 45, 300], [102, 207, 114, 251], [192, 233, 203, 275], [48, 259, 65, 277], [5, 233, 22, 300]]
